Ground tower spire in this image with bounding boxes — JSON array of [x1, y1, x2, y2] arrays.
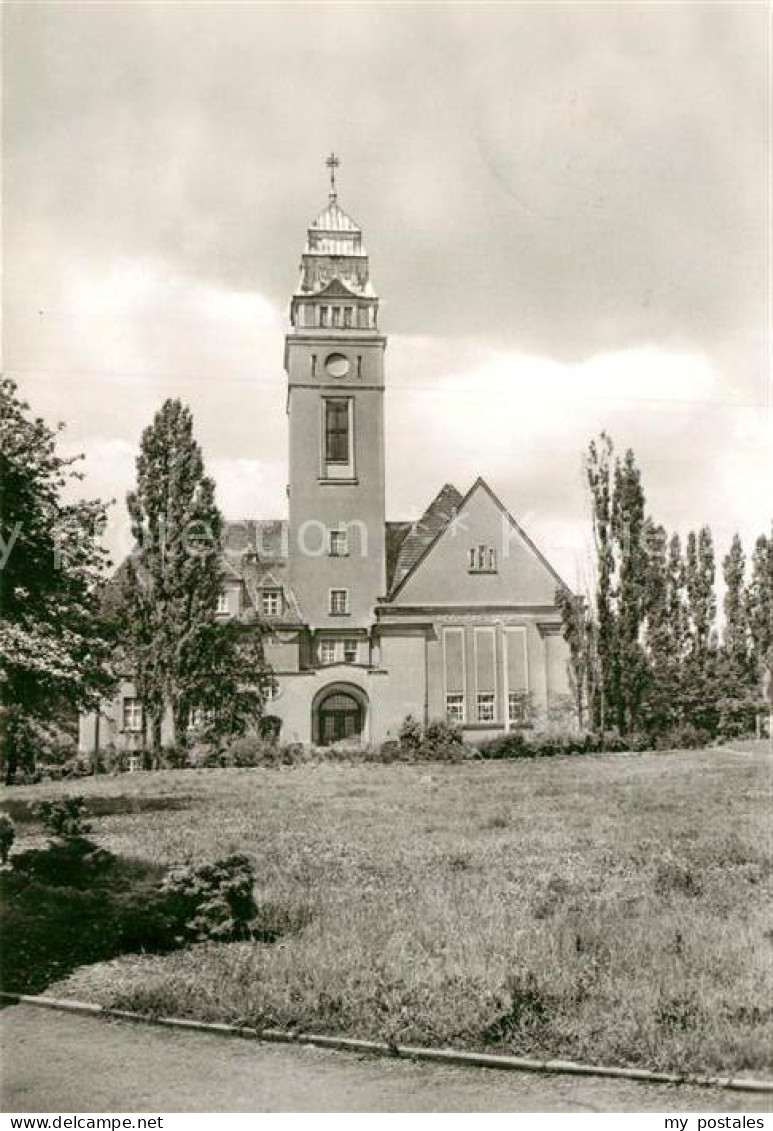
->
[[325, 152, 340, 201]]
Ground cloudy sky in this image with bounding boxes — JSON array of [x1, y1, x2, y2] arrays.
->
[[4, 1, 770, 587]]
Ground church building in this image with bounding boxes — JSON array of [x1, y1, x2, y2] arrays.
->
[[80, 161, 573, 754]]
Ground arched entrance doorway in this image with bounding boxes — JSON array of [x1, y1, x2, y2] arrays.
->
[[313, 684, 368, 746]]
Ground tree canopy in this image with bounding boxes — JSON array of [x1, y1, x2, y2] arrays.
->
[[0, 378, 115, 779]]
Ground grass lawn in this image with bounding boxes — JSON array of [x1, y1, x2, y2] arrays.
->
[[2, 744, 772, 1075]]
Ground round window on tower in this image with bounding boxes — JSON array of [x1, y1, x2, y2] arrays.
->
[[325, 353, 350, 378]]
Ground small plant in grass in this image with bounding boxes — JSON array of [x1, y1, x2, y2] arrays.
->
[[484, 971, 553, 1042], [34, 797, 92, 840], [0, 814, 15, 864], [160, 854, 260, 942], [654, 857, 704, 898]]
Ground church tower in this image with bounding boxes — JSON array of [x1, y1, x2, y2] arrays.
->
[[285, 156, 387, 631]]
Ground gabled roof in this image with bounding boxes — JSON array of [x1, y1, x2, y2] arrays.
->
[[220, 519, 304, 624], [389, 483, 463, 592], [387, 477, 570, 601]]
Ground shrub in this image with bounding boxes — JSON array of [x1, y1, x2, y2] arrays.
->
[[160, 854, 259, 942], [34, 797, 92, 840], [394, 716, 473, 762], [259, 714, 282, 745], [398, 715, 423, 752], [159, 746, 189, 770], [423, 717, 464, 751], [279, 742, 306, 765], [716, 696, 762, 741], [0, 815, 15, 864], [662, 724, 712, 750], [378, 739, 401, 762], [478, 731, 531, 759], [478, 729, 596, 759]]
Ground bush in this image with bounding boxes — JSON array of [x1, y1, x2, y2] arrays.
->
[[259, 714, 282, 745], [378, 739, 401, 762], [279, 741, 307, 765], [160, 854, 259, 942], [159, 746, 189, 770], [0, 815, 15, 864], [478, 729, 596, 759], [423, 718, 464, 751], [716, 696, 762, 741], [661, 724, 712, 750], [34, 797, 92, 840], [398, 715, 423, 752], [393, 716, 473, 762]]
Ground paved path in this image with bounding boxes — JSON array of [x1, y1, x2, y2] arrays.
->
[[2, 1004, 771, 1113]]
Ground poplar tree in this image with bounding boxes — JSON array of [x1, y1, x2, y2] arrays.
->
[[665, 533, 689, 672], [748, 526, 773, 701], [120, 399, 274, 753], [585, 433, 616, 731], [641, 520, 672, 735], [722, 534, 749, 678], [663, 532, 688, 725], [611, 448, 648, 733], [683, 526, 718, 733], [122, 400, 224, 749], [685, 527, 717, 661]]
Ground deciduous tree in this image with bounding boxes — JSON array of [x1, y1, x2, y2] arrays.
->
[[0, 379, 114, 781]]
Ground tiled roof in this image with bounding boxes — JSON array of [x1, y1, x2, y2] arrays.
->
[[221, 519, 304, 624], [385, 521, 413, 592], [221, 519, 287, 564], [388, 483, 463, 593]]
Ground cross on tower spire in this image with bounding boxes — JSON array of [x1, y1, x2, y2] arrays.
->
[[325, 152, 340, 201]]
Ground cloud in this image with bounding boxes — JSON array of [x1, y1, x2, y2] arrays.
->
[[4, 4, 768, 585], [5, 3, 764, 371]]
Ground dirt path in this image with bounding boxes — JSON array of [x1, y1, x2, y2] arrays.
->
[[2, 1004, 771, 1113]]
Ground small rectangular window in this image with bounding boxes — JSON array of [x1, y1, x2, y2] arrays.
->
[[329, 529, 349, 557], [469, 545, 498, 573], [325, 399, 350, 464], [477, 692, 495, 723], [319, 306, 329, 328], [216, 592, 229, 614], [343, 307, 352, 328], [446, 693, 465, 724], [122, 698, 143, 733], [319, 639, 337, 665], [508, 692, 528, 725], [329, 588, 349, 615], [343, 638, 358, 663], [261, 588, 282, 617], [331, 306, 341, 328]]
